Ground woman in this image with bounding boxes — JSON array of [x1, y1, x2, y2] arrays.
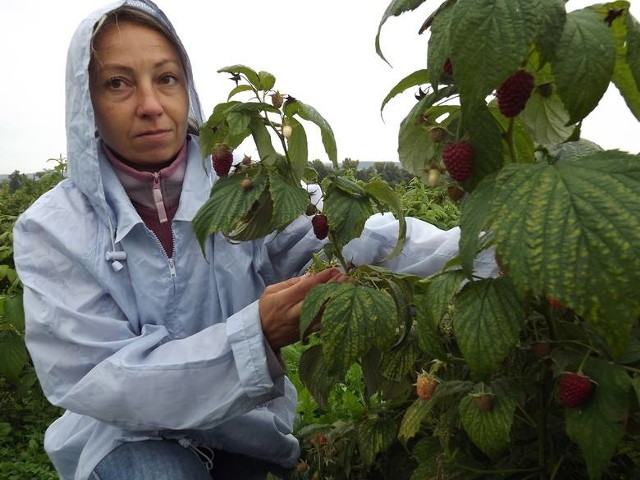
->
[[13, 1, 493, 479]]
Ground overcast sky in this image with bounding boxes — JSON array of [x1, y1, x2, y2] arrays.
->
[[1, 0, 638, 175]]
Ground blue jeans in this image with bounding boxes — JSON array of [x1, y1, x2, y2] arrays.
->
[[90, 439, 289, 479]]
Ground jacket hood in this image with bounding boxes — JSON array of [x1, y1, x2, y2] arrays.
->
[[65, 0, 204, 225]]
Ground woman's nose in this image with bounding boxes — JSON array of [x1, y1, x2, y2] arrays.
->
[[135, 85, 163, 118]]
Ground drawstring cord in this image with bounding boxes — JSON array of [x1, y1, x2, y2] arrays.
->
[[177, 438, 214, 471], [105, 216, 127, 272]]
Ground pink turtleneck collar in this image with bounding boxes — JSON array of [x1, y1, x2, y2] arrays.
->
[[103, 141, 188, 255]]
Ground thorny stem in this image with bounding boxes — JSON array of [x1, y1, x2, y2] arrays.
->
[[454, 463, 540, 476], [505, 117, 517, 162]]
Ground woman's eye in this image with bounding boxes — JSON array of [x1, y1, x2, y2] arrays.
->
[[106, 77, 126, 89], [160, 74, 178, 85]]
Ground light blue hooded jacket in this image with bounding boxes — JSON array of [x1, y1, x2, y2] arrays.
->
[[12, 1, 496, 479]]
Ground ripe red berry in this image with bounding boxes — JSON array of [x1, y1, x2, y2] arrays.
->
[[212, 144, 233, 177], [311, 214, 329, 240], [416, 373, 439, 401], [442, 141, 474, 182], [496, 70, 535, 117], [558, 372, 593, 408]]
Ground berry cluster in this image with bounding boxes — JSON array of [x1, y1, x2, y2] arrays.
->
[[496, 70, 535, 117], [442, 141, 474, 182]]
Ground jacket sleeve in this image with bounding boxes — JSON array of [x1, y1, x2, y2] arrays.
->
[[13, 202, 292, 435], [343, 213, 498, 277]]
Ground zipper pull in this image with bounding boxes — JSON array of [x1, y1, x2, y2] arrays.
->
[[152, 172, 169, 224], [168, 258, 177, 278]]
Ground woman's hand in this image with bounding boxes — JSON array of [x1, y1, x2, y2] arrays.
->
[[259, 267, 347, 350]]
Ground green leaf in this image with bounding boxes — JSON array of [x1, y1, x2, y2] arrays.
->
[[375, 0, 428, 65], [399, 398, 433, 443], [426, 0, 455, 88], [458, 174, 497, 275], [0, 331, 28, 381], [453, 277, 526, 379], [363, 179, 407, 261], [450, 0, 538, 107], [257, 70, 276, 91], [284, 99, 337, 167], [458, 390, 517, 456], [533, 0, 567, 65], [357, 416, 398, 466], [608, 4, 640, 121], [381, 335, 421, 381], [552, 9, 616, 124], [226, 84, 253, 100], [192, 170, 268, 246], [397, 86, 458, 179], [0, 265, 17, 286], [248, 117, 278, 166], [491, 152, 640, 355], [218, 64, 262, 90], [323, 185, 375, 251], [226, 111, 251, 138], [3, 295, 24, 332], [380, 69, 429, 117], [283, 116, 308, 181], [566, 358, 630, 479], [298, 344, 337, 410], [301, 283, 397, 377], [267, 171, 309, 231], [520, 86, 575, 145], [462, 103, 506, 189]]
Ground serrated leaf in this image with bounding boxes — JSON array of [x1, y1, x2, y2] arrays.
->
[[533, 0, 567, 65], [426, 0, 455, 88], [380, 69, 429, 117], [453, 277, 526, 379], [381, 336, 421, 381], [458, 391, 517, 456], [192, 172, 268, 246], [375, 0, 428, 65], [357, 417, 398, 466], [284, 99, 337, 167], [552, 9, 616, 124], [226, 111, 251, 137], [0, 331, 28, 381], [458, 174, 497, 276], [3, 295, 24, 332], [520, 87, 575, 145], [491, 152, 640, 355], [450, 0, 538, 107], [363, 179, 406, 261], [218, 64, 262, 90], [607, 4, 640, 121], [323, 187, 375, 250], [399, 398, 433, 443], [298, 344, 338, 410], [267, 171, 309, 231], [301, 283, 397, 377]]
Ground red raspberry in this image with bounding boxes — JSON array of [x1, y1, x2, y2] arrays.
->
[[558, 372, 593, 408], [442, 141, 474, 182], [496, 70, 535, 117], [212, 144, 233, 177], [416, 373, 438, 401], [311, 214, 329, 240], [474, 393, 493, 412]]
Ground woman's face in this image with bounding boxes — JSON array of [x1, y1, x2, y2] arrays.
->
[[89, 21, 189, 168]]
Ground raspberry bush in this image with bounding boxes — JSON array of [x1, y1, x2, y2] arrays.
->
[[195, 1, 640, 478]]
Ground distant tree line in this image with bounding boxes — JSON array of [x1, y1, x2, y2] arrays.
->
[[310, 158, 415, 187]]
